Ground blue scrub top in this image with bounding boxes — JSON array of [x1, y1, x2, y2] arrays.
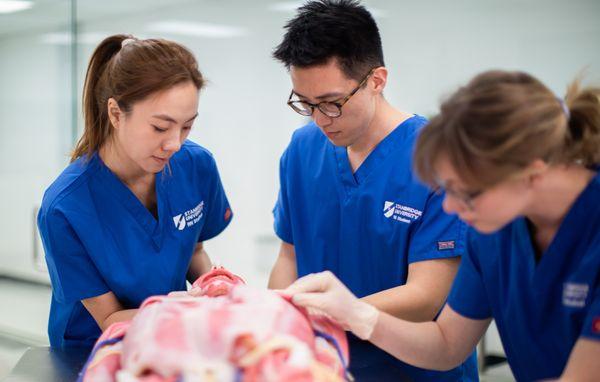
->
[[274, 116, 478, 381], [38, 140, 232, 348], [448, 170, 600, 381]]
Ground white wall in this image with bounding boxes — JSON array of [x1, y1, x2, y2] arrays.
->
[[0, 0, 598, 361], [1, 0, 599, 288], [0, 5, 73, 281]]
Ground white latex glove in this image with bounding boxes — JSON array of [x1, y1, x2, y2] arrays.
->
[[283, 271, 379, 340]]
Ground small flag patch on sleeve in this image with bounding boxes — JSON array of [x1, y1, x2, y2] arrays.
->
[[438, 241, 455, 251], [593, 317, 600, 334]]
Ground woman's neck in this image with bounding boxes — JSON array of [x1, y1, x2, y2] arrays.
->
[[525, 165, 596, 255], [99, 140, 157, 215], [99, 139, 152, 187]]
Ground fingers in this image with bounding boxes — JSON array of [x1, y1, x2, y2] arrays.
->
[[305, 307, 333, 321], [291, 292, 329, 311], [284, 271, 336, 295], [188, 287, 204, 297], [273, 289, 289, 297], [167, 291, 189, 297]]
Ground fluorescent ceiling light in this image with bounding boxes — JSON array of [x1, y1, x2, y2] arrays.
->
[[0, 0, 33, 14], [147, 21, 247, 38]]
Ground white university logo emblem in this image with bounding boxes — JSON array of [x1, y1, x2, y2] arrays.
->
[[383, 201, 422, 224], [173, 201, 205, 231], [562, 282, 589, 308], [383, 201, 396, 218]]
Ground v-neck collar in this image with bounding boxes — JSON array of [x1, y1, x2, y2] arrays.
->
[[334, 115, 420, 192], [92, 153, 167, 250]]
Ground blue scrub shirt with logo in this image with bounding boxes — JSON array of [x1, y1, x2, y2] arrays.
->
[[273, 116, 478, 381], [38, 140, 232, 348], [448, 170, 600, 381]]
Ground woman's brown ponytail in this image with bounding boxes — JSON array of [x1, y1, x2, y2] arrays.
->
[[71, 34, 204, 161], [563, 80, 600, 167]]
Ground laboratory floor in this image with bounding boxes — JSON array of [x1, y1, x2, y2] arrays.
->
[[0, 277, 515, 381], [480, 363, 514, 381], [0, 277, 50, 379]]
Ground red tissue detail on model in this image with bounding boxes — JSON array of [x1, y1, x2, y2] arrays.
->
[[81, 266, 349, 382]]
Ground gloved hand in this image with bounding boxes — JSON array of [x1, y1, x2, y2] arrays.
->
[[283, 271, 379, 340]]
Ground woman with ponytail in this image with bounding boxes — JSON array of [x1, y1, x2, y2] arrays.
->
[[38, 35, 233, 348], [281, 70, 600, 380]]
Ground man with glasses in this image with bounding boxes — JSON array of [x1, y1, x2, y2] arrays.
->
[[268, 1, 478, 381]]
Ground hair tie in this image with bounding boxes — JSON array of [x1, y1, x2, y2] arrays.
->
[[121, 38, 136, 48]]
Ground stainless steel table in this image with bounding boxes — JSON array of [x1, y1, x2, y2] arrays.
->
[[4, 346, 91, 382]]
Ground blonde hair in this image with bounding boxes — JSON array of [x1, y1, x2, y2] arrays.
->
[[414, 70, 600, 189]]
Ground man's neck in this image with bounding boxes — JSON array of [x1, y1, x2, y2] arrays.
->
[[347, 99, 412, 172]]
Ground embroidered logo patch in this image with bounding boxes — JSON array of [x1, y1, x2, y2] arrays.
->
[[224, 208, 232, 221], [562, 282, 589, 308], [173, 214, 186, 230], [173, 201, 204, 231], [383, 201, 422, 224], [438, 241, 455, 251], [383, 201, 395, 218], [593, 318, 600, 334]]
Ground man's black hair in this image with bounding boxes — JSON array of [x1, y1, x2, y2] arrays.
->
[[273, 0, 385, 80]]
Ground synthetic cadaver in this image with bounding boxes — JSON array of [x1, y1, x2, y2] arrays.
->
[[79, 267, 349, 381]]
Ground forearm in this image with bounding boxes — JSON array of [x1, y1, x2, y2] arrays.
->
[[557, 338, 600, 381], [362, 284, 444, 322], [285, 271, 486, 370], [363, 257, 459, 321], [187, 245, 212, 282], [101, 309, 138, 331], [268, 254, 297, 289], [369, 311, 462, 371]]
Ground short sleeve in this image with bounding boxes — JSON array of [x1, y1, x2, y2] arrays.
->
[[446, 234, 493, 319], [197, 156, 233, 242], [273, 148, 293, 244], [37, 207, 109, 304], [580, 286, 600, 341], [408, 191, 466, 263]]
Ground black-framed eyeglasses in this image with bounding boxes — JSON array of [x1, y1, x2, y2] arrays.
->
[[434, 178, 483, 210], [287, 68, 375, 118]]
